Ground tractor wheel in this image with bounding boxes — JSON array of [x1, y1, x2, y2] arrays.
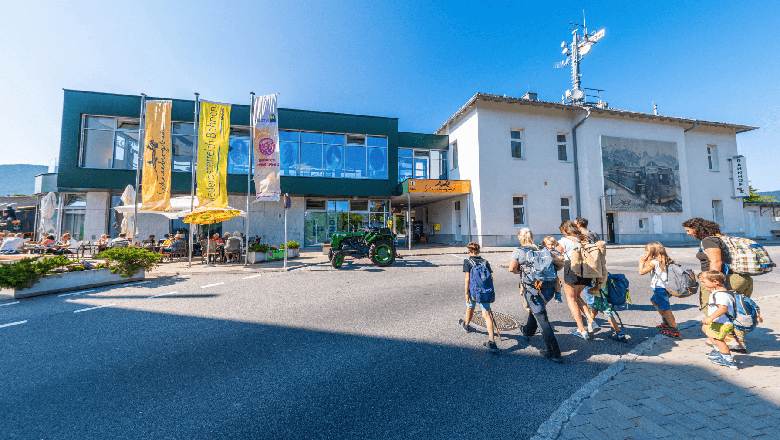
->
[[369, 240, 396, 267], [331, 251, 345, 269], [328, 248, 334, 261]]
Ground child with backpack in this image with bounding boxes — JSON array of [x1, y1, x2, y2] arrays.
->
[[585, 282, 629, 343], [459, 242, 499, 353], [638, 242, 681, 338], [699, 270, 739, 369], [542, 236, 563, 303], [510, 228, 564, 363]]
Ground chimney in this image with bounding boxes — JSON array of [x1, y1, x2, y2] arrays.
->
[[522, 92, 538, 101]]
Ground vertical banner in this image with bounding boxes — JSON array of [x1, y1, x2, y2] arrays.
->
[[197, 101, 231, 208], [141, 100, 173, 210], [252, 94, 280, 201], [732, 155, 749, 198]]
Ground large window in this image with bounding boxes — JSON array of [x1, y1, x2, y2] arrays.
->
[[172, 123, 195, 172], [80, 116, 140, 169], [513, 196, 526, 226], [280, 130, 387, 180], [557, 134, 568, 161], [397, 148, 448, 182], [227, 128, 251, 174], [304, 197, 390, 246]]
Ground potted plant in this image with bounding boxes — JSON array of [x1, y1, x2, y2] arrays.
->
[[285, 240, 300, 258], [247, 243, 269, 264], [267, 245, 284, 260]]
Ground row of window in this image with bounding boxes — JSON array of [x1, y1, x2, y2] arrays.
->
[[278, 130, 388, 179], [398, 149, 447, 182], [512, 196, 572, 227], [509, 130, 570, 161]]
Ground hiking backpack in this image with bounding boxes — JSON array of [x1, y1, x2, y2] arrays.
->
[[603, 273, 631, 310], [663, 263, 699, 298], [518, 247, 558, 302], [716, 235, 775, 276], [468, 258, 495, 303], [726, 292, 760, 332], [570, 239, 607, 282]]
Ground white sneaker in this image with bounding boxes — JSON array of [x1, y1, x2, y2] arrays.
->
[[588, 322, 601, 334]]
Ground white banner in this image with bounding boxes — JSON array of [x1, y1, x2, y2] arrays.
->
[[251, 94, 280, 201], [732, 155, 749, 198]]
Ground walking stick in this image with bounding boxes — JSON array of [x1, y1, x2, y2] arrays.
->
[[489, 310, 502, 341]]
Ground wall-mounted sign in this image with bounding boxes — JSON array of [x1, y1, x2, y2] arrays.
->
[[408, 179, 470, 194], [732, 155, 749, 198]]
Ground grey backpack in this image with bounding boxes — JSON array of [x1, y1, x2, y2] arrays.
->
[[663, 263, 699, 298]]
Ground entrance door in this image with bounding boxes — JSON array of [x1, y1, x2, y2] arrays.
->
[[748, 211, 757, 238], [606, 213, 616, 243]]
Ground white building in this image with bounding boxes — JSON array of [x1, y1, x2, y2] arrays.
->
[[422, 92, 758, 246]]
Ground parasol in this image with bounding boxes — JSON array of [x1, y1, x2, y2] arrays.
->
[[182, 206, 245, 265], [39, 192, 56, 236], [120, 185, 138, 238]]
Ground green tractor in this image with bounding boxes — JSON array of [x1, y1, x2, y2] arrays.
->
[[328, 227, 398, 269]]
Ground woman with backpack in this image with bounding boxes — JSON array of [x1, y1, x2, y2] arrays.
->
[[509, 228, 564, 363], [682, 217, 753, 352], [557, 220, 601, 340]]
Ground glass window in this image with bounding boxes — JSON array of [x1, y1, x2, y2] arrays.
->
[[368, 147, 387, 179], [429, 150, 448, 180], [511, 129, 523, 159], [112, 130, 140, 170], [398, 149, 413, 158], [301, 132, 322, 144], [557, 134, 568, 161], [347, 135, 365, 145], [228, 129, 251, 174], [324, 144, 344, 177], [350, 200, 368, 211], [513, 196, 526, 226], [707, 145, 719, 171], [81, 116, 140, 169], [561, 197, 570, 222], [306, 199, 326, 210], [280, 142, 299, 176], [323, 133, 345, 145], [86, 117, 115, 130], [82, 129, 115, 168], [172, 123, 195, 172], [280, 130, 299, 142], [344, 145, 366, 178], [300, 143, 323, 177], [413, 151, 429, 179], [367, 136, 387, 148], [451, 141, 458, 169], [370, 200, 387, 213]]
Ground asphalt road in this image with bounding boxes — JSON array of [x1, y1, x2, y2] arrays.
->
[[2, 245, 778, 439]]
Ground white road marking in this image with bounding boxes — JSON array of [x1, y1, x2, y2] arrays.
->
[[148, 291, 178, 298], [58, 289, 96, 297], [74, 304, 115, 313], [449, 254, 469, 261], [0, 320, 26, 328], [201, 282, 225, 289], [123, 281, 151, 287], [243, 274, 263, 279], [0, 301, 20, 307]]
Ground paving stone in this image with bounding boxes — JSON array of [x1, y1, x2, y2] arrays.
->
[[568, 414, 590, 427], [717, 427, 758, 440], [636, 397, 676, 416], [582, 411, 613, 431], [602, 398, 641, 420], [619, 426, 658, 440], [655, 396, 694, 414], [559, 425, 586, 439], [656, 423, 704, 440], [573, 423, 608, 439], [633, 417, 674, 438], [576, 402, 595, 415], [584, 397, 609, 411]]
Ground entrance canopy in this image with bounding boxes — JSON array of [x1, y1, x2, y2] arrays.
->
[[391, 179, 471, 209]]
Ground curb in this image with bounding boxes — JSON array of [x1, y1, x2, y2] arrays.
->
[[530, 317, 701, 440]]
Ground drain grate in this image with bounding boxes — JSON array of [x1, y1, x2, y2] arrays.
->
[[468, 311, 520, 331]]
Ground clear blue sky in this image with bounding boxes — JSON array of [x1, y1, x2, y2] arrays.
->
[[3, 0, 779, 190]]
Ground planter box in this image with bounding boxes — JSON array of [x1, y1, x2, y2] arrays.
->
[[8, 268, 145, 299], [247, 251, 267, 264], [267, 249, 299, 260]]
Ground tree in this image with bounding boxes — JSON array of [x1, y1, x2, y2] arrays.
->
[[744, 185, 778, 203]]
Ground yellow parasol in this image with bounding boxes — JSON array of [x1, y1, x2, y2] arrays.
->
[[182, 207, 242, 225]]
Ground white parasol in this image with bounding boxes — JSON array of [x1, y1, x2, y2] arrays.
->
[[113, 195, 205, 220], [120, 185, 138, 237], [39, 192, 56, 236]]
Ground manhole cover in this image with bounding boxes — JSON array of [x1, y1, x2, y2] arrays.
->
[[467, 311, 520, 331]]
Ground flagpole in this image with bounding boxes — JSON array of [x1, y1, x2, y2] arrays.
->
[[134, 94, 146, 245], [188, 92, 199, 267], [245, 92, 254, 267]]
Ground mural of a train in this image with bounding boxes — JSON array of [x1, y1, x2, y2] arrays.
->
[[607, 166, 677, 205]]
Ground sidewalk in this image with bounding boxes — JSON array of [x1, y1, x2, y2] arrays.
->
[[534, 294, 780, 440]]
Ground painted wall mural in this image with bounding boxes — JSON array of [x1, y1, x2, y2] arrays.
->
[[601, 135, 682, 212]]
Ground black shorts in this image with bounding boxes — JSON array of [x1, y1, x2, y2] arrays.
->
[[563, 268, 593, 286]]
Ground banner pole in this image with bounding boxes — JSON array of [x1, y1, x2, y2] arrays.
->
[[134, 94, 146, 245], [188, 93, 199, 267], [284, 194, 288, 271], [245, 92, 255, 266]]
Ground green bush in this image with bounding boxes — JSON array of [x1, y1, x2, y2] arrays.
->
[[248, 243, 269, 253], [95, 247, 162, 278], [268, 245, 278, 251], [0, 256, 71, 290], [286, 240, 300, 249]]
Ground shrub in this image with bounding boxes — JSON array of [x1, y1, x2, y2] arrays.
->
[[269, 245, 278, 251], [286, 240, 300, 249], [248, 243, 269, 253], [95, 247, 162, 278], [0, 256, 71, 290]]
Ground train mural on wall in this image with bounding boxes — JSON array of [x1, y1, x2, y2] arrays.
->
[[601, 136, 683, 213]]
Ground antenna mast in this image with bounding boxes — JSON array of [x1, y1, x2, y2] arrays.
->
[[555, 21, 605, 104]]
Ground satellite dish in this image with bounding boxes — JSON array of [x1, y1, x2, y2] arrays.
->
[[561, 41, 567, 48], [571, 89, 584, 100], [561, 47, 568, 54]]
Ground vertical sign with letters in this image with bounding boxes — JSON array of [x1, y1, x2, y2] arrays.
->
[[732, 155, 749, 198]]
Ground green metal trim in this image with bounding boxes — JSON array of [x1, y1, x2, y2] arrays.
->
[[398, 132, 449, 150]]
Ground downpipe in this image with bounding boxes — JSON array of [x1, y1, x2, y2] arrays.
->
[[572, 107, 592, 218]]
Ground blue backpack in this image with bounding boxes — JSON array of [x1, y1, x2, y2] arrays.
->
[[518, 246, 558, 302], [604, 273, 631, 310], [468, 258, 495, 303], [727, 292, 760, 332]]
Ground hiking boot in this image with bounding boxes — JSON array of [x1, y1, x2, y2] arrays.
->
[[458, 319, 471, 333], [587, 322, 601, 334], [484, 341, 499, 353], [570, 329, 590, 340], [608, 332, 628, 343], [709, 356, 737, 369]]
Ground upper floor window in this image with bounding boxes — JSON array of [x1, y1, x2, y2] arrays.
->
[[397, 149, 448, 182], [171, 123, 195, 172], [707, 145, 719, 171], [451, 141, 458, 169], [80, 116, 140, 170], [557, 134, 568, 161], [511, 129, 524, 159], [513, 195, 526, 226], [280, 130, 388, 180]]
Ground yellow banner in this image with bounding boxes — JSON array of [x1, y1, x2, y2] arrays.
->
[[408, 179, 470, 194], [141, 100, 173, 210], [197, 101, 231, 208]]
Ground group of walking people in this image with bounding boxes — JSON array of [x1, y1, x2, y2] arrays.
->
[[458, 216, 766, 369]]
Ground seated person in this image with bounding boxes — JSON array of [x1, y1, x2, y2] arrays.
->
[[160, 234, 171, 247], [96, 234, 110, 252], [206, 234, 222, 263], [111, 233, 130, 247], [0, 233, 29, 254], [225, 232, 243, 263], [47, 233, 77, 255], [160, 234, 184, 261], [142, 235, 157, 251]]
